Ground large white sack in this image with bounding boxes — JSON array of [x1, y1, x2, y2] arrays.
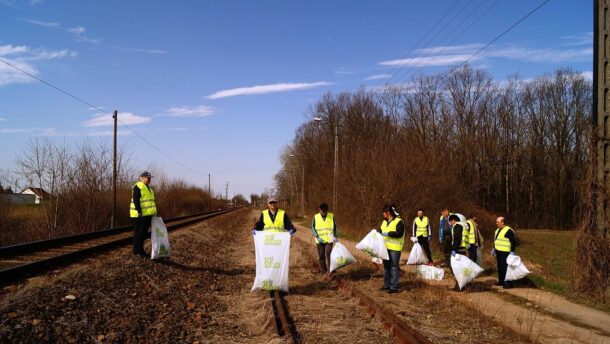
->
[[416, 265, 445, 280], [330, 242, 357, 272], [406, 243, 428, 265], [356, 230, 389, 260], [454, 213, 469, 231], [451, 254, 484, 290], [151, 216, 171, 259], [505, 254, 530, 281], [251, 232, 291, 292]]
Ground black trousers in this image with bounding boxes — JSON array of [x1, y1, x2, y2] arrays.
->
[[133, 216, 152, 254], [317, 243, 333, 273], [496, 251, 510, 285], [417, 236, 433, 262], [442, 234, 452, 266], [469, 245, 478, 262]]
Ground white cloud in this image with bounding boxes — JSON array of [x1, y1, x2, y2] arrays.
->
[[112, 46, 167, 55], [84, 112, 151, 127], [0, 44, 77, 86], [19, 18, 59, 28], [160, 105, 214, 117], [0, 117, 6, 121], [561, 32, 593, 47], [206, 82, 332, 99], [365, 73, 392, 81], [416, 43, 484, 55], [580, 71, 593, 82], [379, 54, 477, 67], [486, 47, 591, 63], [20, 18, 101, 44], [0, 127, 57, 135]]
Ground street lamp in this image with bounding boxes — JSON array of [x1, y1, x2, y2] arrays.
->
[[313, 116, 339, 214], [289, 153, 305, 217]]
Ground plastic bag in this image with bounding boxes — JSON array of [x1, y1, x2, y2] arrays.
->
[[406, 243, 428, 265], [505, 254, 530, 281], [416, 265, 445, 280], [356, 230, 389, 260], [252, 232, 291, 292], [451, 254, 484, 290], [330, 242, 357, 272], [151, 216, 171, 259]]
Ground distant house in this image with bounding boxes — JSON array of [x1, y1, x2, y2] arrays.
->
[[0, 186, 36, 205], [20, 187, 53, 205]]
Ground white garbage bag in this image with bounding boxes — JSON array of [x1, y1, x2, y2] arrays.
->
[[251, 232, 291, 293], [356, 230, 389, 260], [454, 213, 469, 231], [451, 254, 484, 290], [406, 243, 428, 265], [416, 265, 445, 280], [329, 242, 357, 272], [505, 254, 530, 281], [151, 216, 171, 259]]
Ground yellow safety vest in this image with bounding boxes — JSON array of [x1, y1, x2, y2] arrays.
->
[[494, 226, 513, 252], [381, 217, 405, 252], [414, 216, 430, 237], [314, 212, 335, 244], [467, 219, 482, 246], [262, 209, 286, 232], [451, 223, 468, 250], [130, 181, 157, 218]]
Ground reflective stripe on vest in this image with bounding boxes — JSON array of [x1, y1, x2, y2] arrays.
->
[[467, 220, 478, 245], [314, 212, 334, 244], [414, 216, 429, 237], [381, 217, 405, 251], [263, 209, 285, 232], [494, 226, 513, 252], [130, 181, 157, 218], [451, 223, 468, 249]]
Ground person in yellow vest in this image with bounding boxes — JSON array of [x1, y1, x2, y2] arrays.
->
[[377, 204, 405, 294], [491, 216, 517, 288], [412, 208, 433, 265], [130, 171, 157, 258], [467, 214, 483, 263], [311, 203, 338, 274], [251, 197, 296, 235], [449, 214, 469, 290]]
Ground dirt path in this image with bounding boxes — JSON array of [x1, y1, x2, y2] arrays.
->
[[309, 224, 610, 344]]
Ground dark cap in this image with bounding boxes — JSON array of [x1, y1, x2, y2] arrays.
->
[[140, 171, 152, 178]]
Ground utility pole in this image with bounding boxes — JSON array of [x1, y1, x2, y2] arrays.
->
[[594, 0, 610, 237], [333, 123, 339, 215], [225, 182, 229, 202], [208, 173, 211, 212], [111, 110, 117, 228]]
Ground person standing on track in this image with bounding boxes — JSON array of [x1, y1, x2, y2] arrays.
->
[[251, 197, 296, 235], [439, 208, 452, 267], [311, 203, 338, 274], [491, 216, 517, 289], [412, 208, 433, 265], [130, 171, 157, 258], [378, 204, 405, 294], [467, 214, 483, 264]]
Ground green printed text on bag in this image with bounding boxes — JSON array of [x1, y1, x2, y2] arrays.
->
[[264, 235, 282, 246], [264, 257, 281, 269], [261, 280, 280, 290]]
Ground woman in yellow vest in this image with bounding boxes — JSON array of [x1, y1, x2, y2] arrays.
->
[[411, 208, 433, 265], [129, 171, 157, 258], [491, 216, 517, 288], [377, 204, 405, 294], [251, 197, 296, 235], [311, 203, 338, 274], [467, 214, 483, 263]]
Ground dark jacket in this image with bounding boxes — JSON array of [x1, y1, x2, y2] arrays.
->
[[253, 210, 296, 232]]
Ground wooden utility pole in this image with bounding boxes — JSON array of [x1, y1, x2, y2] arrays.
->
[[208, 173, 211, 212], [112, 110, 117, 228], [594, 0, 610, 237]]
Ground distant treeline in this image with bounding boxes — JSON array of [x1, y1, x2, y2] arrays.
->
[[275, 66, 591, 233]]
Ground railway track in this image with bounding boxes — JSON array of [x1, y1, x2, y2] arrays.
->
[[0, 207, 242, 284]]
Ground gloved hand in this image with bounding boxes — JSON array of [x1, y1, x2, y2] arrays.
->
[[451, 250, 456, 257], [490, 248, 495, 256], [509, 252, 515, 256], [381, 232, 388, 237], [288, 229, 295, 236], [251, 229, 257, 235]]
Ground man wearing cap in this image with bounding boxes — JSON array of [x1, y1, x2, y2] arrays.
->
[[252, 197, 296, 235], [311, 203, 338, 274], [130, 171, 157, 258]]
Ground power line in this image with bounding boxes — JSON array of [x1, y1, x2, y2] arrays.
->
[[0, 56, 206, 176], [440, 0, 552, 81]]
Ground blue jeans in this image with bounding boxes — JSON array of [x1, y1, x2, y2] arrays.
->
[[383, 249, 402, 290]]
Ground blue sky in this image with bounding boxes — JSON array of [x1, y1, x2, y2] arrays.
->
[[0, 0, 592, 198]]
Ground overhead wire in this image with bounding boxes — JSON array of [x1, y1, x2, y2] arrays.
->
[[0, 56, 206, 176]]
